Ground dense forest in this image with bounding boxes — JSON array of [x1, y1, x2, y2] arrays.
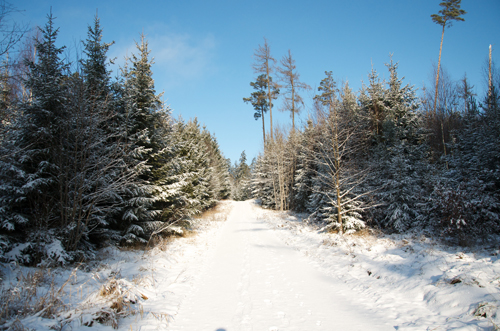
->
[[244, 37, 500, 243], [0, 13, 232, 265]]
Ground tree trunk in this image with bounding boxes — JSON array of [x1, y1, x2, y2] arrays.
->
[[433, 24, 445, 116], [267, 62, 273, 141], [441, 119, 448, 169], [333, 111, 342, 234], [291, 84, 295, 132], [261, 106, 266, 144], [489, 44, 493, 105]]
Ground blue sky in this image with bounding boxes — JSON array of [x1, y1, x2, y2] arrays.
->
[[12, 0, 500, 165]]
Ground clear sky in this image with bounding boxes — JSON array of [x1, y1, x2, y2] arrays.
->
[[11, 0, 500, 164]]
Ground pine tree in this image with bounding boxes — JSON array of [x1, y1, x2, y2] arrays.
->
[[431, 0, 466, 115], [243, 74, 277, 144], [253, 38, 278, 140]]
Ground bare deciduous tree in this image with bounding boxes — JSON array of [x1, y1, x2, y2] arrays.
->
[[0, 1, 29, 57], [277, 49, 311, 132]]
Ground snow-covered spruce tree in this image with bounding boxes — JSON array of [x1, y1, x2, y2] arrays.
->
[[437, 85, 500, 241], [367, 59, 431, 233], [293, 119, 321, 214], [231, 151, 252, 201], [155, 118, 227, 225], [0, 118, 25, 258], [82, 14, 114, 102], [358, 67, 387, 145], [0, 13, 71, 264], [189, 123, 218, 211], [209, 136, 231, 200], [251, 152, 276, 208], [55, 14, 138, 255], [153, 119, 196, 223], [117, 33, 169, 244], [0, 56, 14, 137], [196, 124, 231, 205], [308, 72, 371, 234]]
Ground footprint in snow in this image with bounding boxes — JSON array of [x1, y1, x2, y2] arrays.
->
[[269, 327, 279, 331]]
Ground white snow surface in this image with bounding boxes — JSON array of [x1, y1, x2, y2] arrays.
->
[[2, 200, 500, 330]]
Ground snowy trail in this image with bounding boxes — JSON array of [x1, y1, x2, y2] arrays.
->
[[10, 200, 500, 330], [167, 201, 392, 331]]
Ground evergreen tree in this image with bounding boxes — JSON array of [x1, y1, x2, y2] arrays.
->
[[0, 55, 13, 136], [253, 38, 278, 140], [243, 74, 277, 144], [117, 34, 167, 243], [358, 67, 386, 144], [0, 12, 70, 264], [82, 13, 114, 101], [441, 85, 500, 240], [369, 60, 430, 232], [154, 118, 227, 227], [293, 120, 317, 213], [251, 153, 277, 209], [431, 0, 466, 115], [310, 75, 368, 234], [232, 151, 252, 201]]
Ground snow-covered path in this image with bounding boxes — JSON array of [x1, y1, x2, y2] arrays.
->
[[8, 200, 499, 330], [167, 201, 392, 331]]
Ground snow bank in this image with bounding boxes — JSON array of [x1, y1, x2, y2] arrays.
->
[[0, 201, 232, 330], [254, 204, 500, 330]]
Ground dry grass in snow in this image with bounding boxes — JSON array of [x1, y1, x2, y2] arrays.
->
[[0, 201, 232, 330]]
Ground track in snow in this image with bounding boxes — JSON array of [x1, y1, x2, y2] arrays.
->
[[168, 201, 392, 331]]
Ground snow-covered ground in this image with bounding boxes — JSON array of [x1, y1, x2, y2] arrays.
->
[[1, 200, 499, 330]]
